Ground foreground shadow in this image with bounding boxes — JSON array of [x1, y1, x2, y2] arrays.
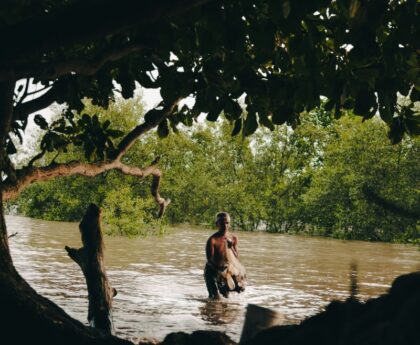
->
[[161, 271, 420, 345]]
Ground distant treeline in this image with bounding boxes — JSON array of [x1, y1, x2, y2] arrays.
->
[[10, 98, 419, 243]]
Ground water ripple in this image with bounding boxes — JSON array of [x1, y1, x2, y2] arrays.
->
[[6, 215, 420, 342]]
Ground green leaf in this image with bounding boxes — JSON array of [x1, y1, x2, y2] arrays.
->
[[353, 68, 380, 88], [157, 119, 170, 138], [83, 140, 95, 161], [12, 127, 23, 144], [243, 110, 258, 136], [272, 106, 293, 125], [81, 114, 92, 126], [34, 114, 49, 130], [116, 65, 135, 99], [206, 98, 223, 122], [231, 118, 242, 136], [388, 118, 404, 144], [40, 132, 55, 152], [324, 99, 335, 111], [377, 90, 396, 124], [169, 120, 180, 133], [342, 98, 355, 110], [137, 72, 157, 88], [259, 112, 275, 130], [224, 99, 242, 120], [206, 108, 221, 122], [354, 90, 377, 117], [406, 114, 420, 136], [144, 109, 163, 124], [92, 115, 99, 127], [6, 139, 16, 154]]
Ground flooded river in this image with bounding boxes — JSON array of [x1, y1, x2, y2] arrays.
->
[[7, 215, 420, 342]]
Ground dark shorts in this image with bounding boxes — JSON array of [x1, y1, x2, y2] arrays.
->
[[204, 264, 230, 298]]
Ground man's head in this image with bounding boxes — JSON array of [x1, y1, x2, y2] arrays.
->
[[216, 212, 231, 231]]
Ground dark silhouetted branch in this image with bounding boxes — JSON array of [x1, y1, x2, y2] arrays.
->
[[0, 0, 211, 67], [362, 186, 419, 220], [13, 84, 60, 121], [20, 43, 147, 80], [112, 98, 181, 160]]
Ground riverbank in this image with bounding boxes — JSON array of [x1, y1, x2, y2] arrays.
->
[[6, 209, 420, 245]]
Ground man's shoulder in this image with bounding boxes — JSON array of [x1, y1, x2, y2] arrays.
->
[[207, 232, 219, 241]]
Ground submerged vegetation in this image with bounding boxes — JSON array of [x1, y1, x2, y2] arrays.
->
[[11, 98, 419, 243]]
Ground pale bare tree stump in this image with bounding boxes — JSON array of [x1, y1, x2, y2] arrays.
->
[[65, 203, 116, 334]]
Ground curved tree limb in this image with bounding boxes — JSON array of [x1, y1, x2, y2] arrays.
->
[[7, 232, 18, 239], [112, 98, 181, 160], [3, 159, 169, 218], [20, 82, 53, 98], [27, 149, 47, 168], [16, 43, 148, 80], [7, 97, 180, 218], [13, 83, 61, 122]]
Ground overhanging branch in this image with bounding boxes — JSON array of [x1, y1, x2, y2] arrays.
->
[[112, 98, 181, 160], [362, 186, 420, 220], [17, 42, 148, 80], [7, 97, 181, 218], [0, 0, 212, 66], [3, 159, 169, 218], [13, 83, 61, 122]]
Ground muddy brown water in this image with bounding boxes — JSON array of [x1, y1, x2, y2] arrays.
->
[[7, 215, 420, 342]]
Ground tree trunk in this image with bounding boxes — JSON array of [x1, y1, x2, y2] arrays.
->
[[0, 168, 132, 344], [65, 204, 116, 334]]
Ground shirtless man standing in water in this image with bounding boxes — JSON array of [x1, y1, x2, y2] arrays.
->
[[204, 212, 243, 299]]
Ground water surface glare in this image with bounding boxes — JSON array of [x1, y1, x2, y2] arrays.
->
[[7, 215, 420, 342]]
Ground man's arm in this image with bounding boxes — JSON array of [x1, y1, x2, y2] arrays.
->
[[205, 237, 214, 264], [231, 236, 239, 258]]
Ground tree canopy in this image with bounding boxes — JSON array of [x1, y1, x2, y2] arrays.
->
[[0, 1, 419, 344], [2, 1, 419, 144], [1, 0, 418, 213]]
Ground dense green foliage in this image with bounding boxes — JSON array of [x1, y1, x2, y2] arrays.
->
[[299, 116, 419, 241], [3, 0, 419, 163], [3, 0, 419, 239], [12, 99, 419, 242], [11, 97, 165, 237]]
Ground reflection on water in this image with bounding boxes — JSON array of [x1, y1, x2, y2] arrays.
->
[[200, 300, 241, 325], [6, 215, 420, 342]]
